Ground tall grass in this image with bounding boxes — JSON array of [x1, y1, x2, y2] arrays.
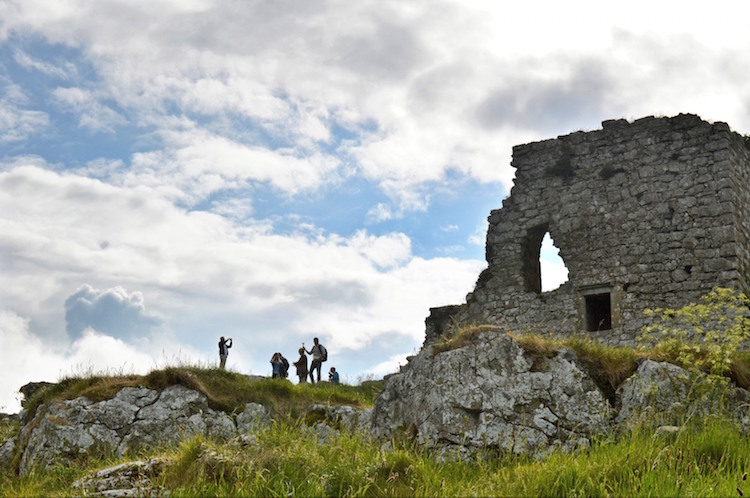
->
[[157, 417, 750, 497], [8, 414, 744, 497]]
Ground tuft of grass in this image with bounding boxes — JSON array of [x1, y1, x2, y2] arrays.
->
[[506, 333, 641, 399], [433, 324, 501, 354], [507, 331, 565, 356], [726, 351, 750, 390], [565, 336, 641, 389]]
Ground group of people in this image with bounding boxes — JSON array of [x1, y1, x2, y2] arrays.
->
[[288, 337, 339, 384], [218, 335, 339, 384]]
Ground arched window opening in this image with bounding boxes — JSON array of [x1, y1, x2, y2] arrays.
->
[[540, 232, 569, 292], [522, 225, 569, 294]]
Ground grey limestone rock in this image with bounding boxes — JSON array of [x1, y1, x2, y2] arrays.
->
[[72, 457, 167, 497], [16, 384, 267, 475], [616, 359, 750, 428], [306, 404, 372, 433], [0, 436, 16, 470], [371, 332, 611, 457], [235, 402, 271, 433]]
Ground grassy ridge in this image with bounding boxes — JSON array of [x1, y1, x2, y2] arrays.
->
[[19, 366, 383, 423]]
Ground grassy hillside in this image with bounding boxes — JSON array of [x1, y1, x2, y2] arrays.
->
[[2, 375, 750, 496]]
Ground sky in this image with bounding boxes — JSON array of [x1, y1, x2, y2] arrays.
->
[[2, 0, 750, 412]]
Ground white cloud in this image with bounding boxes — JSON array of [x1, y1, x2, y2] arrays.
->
[[0, 309, 161, 413], [0, 163, 484, 396], [366, 353, 409, 378], [119, 124, 342, 206], [52, 86, 126, 133], [366, 203, 394, 223], [4, 0, 750, 211], [0, 82, 49, 142], [13, 49, 76, 79], [540, 233, 569, 292]]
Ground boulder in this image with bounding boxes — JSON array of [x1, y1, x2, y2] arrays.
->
[[306, 404, 372, 433], [370, 332, 611, 457], [72, 458, 167, 497], [16, 384, 266, 475], [235, 402, 271, 433], [616, 359, 750, 429]]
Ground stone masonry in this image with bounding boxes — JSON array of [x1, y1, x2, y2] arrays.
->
[[428, 114, 750, 346]]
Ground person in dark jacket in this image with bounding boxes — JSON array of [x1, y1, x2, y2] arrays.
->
[[270, 352, 282, 378], [293, 347, 308, 383], [218, 336, 232, 369]]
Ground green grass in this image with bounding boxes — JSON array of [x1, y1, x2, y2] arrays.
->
[[0, 417, 18, 446], [3, 415, 749, 497]]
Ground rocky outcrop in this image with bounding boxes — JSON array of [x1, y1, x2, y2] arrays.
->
[[371, 332, 611, 457], [616, 359, 750, 429], [15, 384, 271, 476], [370, 331, 750, 458], [8, 340, 750, 478]]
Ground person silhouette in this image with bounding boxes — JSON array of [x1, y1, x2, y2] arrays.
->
[[218, 336, 232, 369]]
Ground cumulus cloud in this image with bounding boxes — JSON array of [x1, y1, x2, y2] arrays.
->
[[117, 124, 342, 206], [4, 0, 749, 209], [0, 309, 161, 413], [64, 284, 162, 340], [0, 163, 483, 380]]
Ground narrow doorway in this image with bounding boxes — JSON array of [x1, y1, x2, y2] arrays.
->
[[585, 293, 612, 331]]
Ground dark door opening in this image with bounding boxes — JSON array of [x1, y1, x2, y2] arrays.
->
[[585, 293, 612, 331]]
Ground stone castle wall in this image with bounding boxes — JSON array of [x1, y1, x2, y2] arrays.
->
[[428, 114, 750, 347]]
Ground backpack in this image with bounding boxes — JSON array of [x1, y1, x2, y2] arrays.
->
[[320, 345, 328, 362]]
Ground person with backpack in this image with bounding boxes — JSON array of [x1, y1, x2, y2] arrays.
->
[[304, 337, 327, 383], [280, 353, 290, 378], [218, 336, 232, 369]]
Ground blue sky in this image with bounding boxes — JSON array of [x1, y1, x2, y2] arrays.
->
[[2, 0, 750, 411]]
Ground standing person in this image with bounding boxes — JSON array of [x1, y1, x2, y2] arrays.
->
[[279, 353, 290, 378], [293, 347, 308, 383], [270, 352, 282, 378], [218, 336, 232, 369], [304, 337, 327, 383], [328, 367, 339, 385]]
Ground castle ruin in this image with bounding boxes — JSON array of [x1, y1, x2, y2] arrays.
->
[[427, 114, 750, 346]]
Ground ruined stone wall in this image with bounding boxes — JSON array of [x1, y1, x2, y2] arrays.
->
[[429, 115, 750, 347], [728, 134, 750, 290]]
